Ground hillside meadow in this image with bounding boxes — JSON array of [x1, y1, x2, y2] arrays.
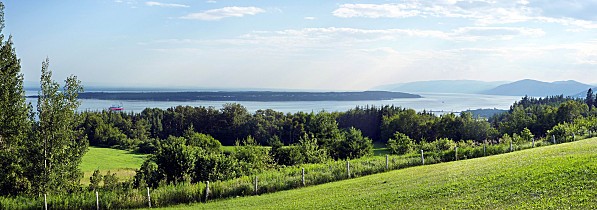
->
[[156, 137, 597, 209], [79, 147, 146, 185]]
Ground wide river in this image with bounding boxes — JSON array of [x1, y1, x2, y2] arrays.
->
[[25, 92, 522, 114]]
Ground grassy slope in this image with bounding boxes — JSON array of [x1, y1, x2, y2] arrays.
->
[[80, 147, 147, 185], [158, 138, 597, 209]]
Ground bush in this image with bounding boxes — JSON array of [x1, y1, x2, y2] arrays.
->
[[192, 152, 241, 182], [271, 146, 305, 166], [387, 131, 414, 155], [333, 127, 373, 160]]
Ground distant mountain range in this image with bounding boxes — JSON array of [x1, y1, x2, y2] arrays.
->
[[374, 79, 595, 97], [372, 80, 508, 94], [481, 79, 592, 97], [24, 79, 596, 98]]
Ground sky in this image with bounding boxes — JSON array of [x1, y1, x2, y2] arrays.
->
[[4, 0, 597, 90]]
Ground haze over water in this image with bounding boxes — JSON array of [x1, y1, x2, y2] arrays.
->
[[25, 93, 521, 114]]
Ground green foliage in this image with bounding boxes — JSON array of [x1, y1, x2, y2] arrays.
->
[[271, 146, 305, 166], [89, 170, 102, 191], [547, 123, 577, 143], [333, 127, 373, 160], [519, 127, 534, 143], [586, 88, 594, 110], [103, 171, 119, 190], [298, 135, 328, 164], [387, 131, 414, 155], [183, 127, 221, 153], [134, 159, 163, 189], [233, 136, 273, 175], [154, 136, 195, 184], [308, 111, 342, 151], [0, 2, 32, 194], [501, 133, 513, 144], [26, 58, 87, 194], [556, 100, 588, 123], [192, 152, 240, 182]]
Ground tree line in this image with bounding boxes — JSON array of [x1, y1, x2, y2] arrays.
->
[[74, 92, 595, 190]]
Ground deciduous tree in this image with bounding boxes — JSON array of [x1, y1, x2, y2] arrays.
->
[[26, 58, 87, 194]]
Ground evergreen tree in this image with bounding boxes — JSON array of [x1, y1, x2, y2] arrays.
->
[[586, 88, 594, 110], [26, 58, 87, 194], [0, 1, 32, 195]]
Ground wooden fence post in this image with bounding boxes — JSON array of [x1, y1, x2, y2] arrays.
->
[[254, 176, 258, 195], [96, 191, 99, 210], [573, 133, 576, 141], [204, 181, 209, 202], [302, 168, 305, 186], [510, 141, 513, 152], [385, 155, 389, 170], [347, 161, 350, 178], [147, 187, 151, 208], [420, 150, 424, 165], [44, 193, 47, 210], [483, 141, 486, 156], [455, 147, 458, 161], [552, 135, 556, 144], [532, 138, 535, 148]]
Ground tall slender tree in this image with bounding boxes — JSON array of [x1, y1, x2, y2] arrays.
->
[[26, 58, 87, 194], [0, 1, 32, 195], [586, 88, 594, 110]]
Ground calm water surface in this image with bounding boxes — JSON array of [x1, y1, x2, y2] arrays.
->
[[25, 93, 522, 114]]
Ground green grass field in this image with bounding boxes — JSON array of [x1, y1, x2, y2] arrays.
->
[[156, 138, 597, 209], [79, 147, 147, 185], [373, 141, 391, 156]]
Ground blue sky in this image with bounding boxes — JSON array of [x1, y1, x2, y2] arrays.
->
[[4, 0, 597, 90]]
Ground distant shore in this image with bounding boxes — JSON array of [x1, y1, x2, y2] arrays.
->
[[29, 91, 422, 102]]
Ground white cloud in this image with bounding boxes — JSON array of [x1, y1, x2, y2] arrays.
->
[[181, 7, 265, 20], [304, 17, 316, 20], [333, 1, 597, 29], [145, 1, 189, 8], [206, 0, 217, 3], [452, 27, 545, 40], [333, 3, 421, 18], [115, 0, 138, 5], [143, 26, 545, 54], [238, 26, 544, 45]]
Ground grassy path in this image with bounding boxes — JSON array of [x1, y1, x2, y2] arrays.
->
[[156, 138, 597, 209]]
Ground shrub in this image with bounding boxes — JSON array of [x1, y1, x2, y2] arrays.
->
[[271, 146, 305, 166], [387, 131, 414, 155]]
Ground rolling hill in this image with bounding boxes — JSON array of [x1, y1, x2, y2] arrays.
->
[[372, 80, 508, 94], [482, 79, 592, 97], [158, 138, 597, 209]]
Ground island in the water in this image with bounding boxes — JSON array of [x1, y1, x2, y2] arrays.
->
[[64, 91, 421, 102]]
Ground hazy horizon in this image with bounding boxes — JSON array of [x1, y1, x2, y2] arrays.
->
[[5, 1, 597, 90]]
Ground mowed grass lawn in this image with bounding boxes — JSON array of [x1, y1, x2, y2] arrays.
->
[[80, 147, 147, 185], [157, 138, 597, 209]]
